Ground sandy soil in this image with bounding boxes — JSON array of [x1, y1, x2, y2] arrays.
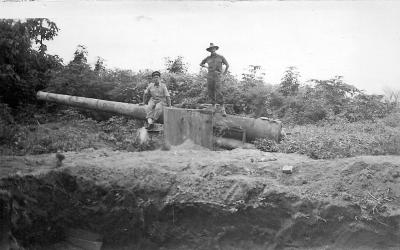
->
[[0, 141, 399, 249]]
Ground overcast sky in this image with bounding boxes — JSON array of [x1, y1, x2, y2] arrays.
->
[[1, 0, 400, 94]]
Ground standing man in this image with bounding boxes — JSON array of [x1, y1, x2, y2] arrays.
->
[[200, 43, 229, 116], [141, 71, 171, 129]]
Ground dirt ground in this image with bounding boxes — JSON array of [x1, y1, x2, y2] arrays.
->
[[1, 140, 399, 249]]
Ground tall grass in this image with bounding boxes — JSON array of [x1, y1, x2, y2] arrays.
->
[[0, 109, 154, 155], [255, 112, 400, 159]]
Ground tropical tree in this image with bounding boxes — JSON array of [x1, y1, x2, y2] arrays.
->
[[279, 66, 300, 96], [164, 56, 188, 74], [241, 65, 265, 88], [307, 76, 359, 115], [48, 45, 114, 100], [94, 57, 106, 73], [71, 45, 88, 65], [383, 87, 400, 108], [0, 18, 62, 107]]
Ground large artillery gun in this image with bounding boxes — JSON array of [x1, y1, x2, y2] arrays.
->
[[37, 91, 282, 149]]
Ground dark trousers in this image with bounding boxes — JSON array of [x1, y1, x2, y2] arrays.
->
[[207, 71, 224, 105]]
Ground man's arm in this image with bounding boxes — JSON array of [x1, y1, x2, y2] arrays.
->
[[200, 57, 208, 68], [163, 84, 172, 107], [142, 85, 150, 104], [166, 96, 171, 107], [142, 92, 149, 104], [222, 56, 229, 74]]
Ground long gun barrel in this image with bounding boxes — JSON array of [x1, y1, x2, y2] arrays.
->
[[37, 91, 282, 142], [37, 91, 147, 119]]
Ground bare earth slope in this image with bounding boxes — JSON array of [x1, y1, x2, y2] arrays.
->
[[1, 142, 399, 249]]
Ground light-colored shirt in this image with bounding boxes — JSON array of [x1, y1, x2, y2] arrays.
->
[[145, 82, 170, 103], [201, 53, 229, 73]]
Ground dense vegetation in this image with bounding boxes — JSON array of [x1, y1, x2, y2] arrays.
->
[[1, 18, 399, 158]]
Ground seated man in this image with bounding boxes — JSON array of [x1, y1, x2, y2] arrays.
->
[[141, 71, 171, 129]]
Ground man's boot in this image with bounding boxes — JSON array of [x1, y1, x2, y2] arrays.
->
[[146, 118, 154, 129]]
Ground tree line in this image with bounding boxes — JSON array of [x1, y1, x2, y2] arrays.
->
[[1, 18, 398, 125]]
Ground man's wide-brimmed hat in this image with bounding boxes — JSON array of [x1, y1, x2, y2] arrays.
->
[[206, 43, 219, 52], [152, 71, 161, 77]]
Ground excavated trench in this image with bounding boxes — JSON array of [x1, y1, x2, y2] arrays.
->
[[1, 148, 400, 249]]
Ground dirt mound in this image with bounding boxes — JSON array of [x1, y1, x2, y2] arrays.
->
[[0, 149, 399, 249]]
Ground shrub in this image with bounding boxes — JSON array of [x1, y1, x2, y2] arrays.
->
[[10, 119, 99, 155], [163, 72, 207, 106], [98, 116, 143, 150], [0, 103, 16, 144], [253, 138, 279, 152], [382, 111, 400, 128]]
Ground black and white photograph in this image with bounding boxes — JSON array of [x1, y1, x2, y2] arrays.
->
[[0, 0, 399, 249]]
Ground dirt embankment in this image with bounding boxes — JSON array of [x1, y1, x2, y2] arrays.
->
[[1, 144, 399, 249]]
